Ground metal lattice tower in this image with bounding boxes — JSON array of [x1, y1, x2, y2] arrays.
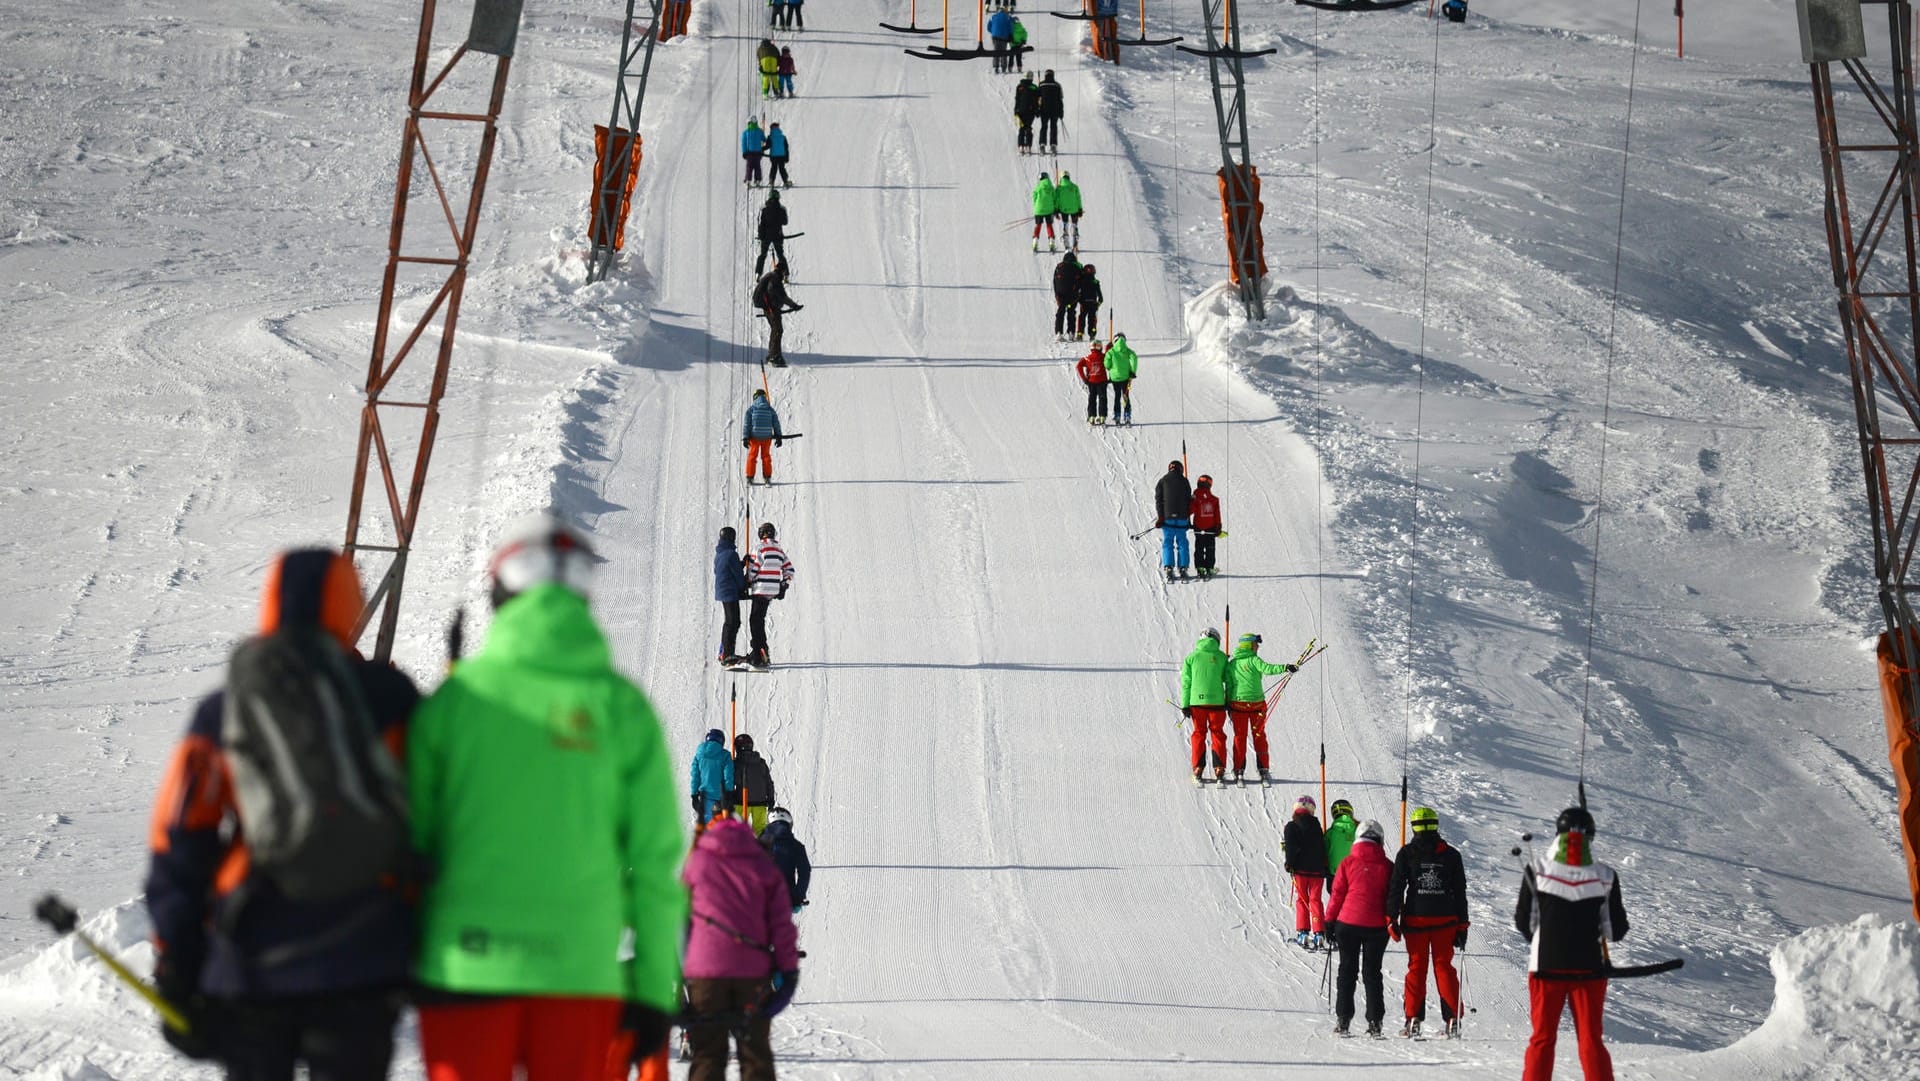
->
[[1181, 0, 1269, 319], [586, 0, 669, 283]]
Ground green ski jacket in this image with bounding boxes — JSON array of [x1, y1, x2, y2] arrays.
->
[[1032, 178, 1057, 216], [1103, 336, 1138, 381], [1225, 645, 1293, 703], [1180, 635, 1229, 708], [1054, 178, 1082, 215], [1325, 812, 1357, 874]]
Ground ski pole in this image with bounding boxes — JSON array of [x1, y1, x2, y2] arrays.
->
[[1129, 522, 1159, 541], [34, 895, 191, 1034]]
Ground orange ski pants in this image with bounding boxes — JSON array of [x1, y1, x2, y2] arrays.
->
[[745, 439, 773, 479], [1189, 706, 1226, 771]]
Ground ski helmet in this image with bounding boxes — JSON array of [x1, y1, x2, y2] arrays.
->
[[735, 732, 755, 751], [768, 807, 793, 827], [1061, 170, 1071, 180], [1082, 264, 1096, 275], [705, 729, 725, 744], [1330, 799, 1355, 820], [753, 388, 767, 398], [1295, 794, 1317, 814], [1044, 68, 1055, 79], [1168, 460, 1183, 473], [758, 522, 778, 540], [489, 511, 595, 606], [767, 189, 780, 202], [1238, 632, 1262, 649], [1411, 806, 1440, 833], [1358, 819, 1386, 843], [1555, 806, 1596, 837], [1196, 474, 1212, 488], [719, 526, 737, 545], [1203, 627, 1221, 643]]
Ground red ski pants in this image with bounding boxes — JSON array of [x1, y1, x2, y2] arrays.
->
[[1292, 873, 1326, 932], [745, 439, 773, 479], [1403, 921, 1461, 1021], [419, 996, 622, 1081], [1524, 977, 1612, 1081], [1228, 702, 1269, 772], [603, 1033, 670, 1081], [1189, 706, 1226, 771]]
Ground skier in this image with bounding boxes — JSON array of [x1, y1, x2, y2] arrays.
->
[[754, 191, 788, 279], [682, 812, 801, 1081], [1051, 250, 1080, 337], [987, 6, 1014, 72], [1327, 819, 1394, 1038], [1036, 69, 1064, 154], [1031, 171, 1058, 253], [758, 45, 780, 98], [760, 807, 813, 913], [715, 525, 749, 664], [777, 47, 797, 97], [1178, 627, 1230, 783], [1075, 340, 1109, 425], [1014, 72, 1039, 155], [145, 549, 421, 1076], [767, 0, 786, 30], [690, 728, 736, 824], [1102, 322, 1135, 424], [746, 521, 794, 668], [742, 388, 784, 485], [1010, 15, 1029, 70], [1388, 805, 1471, 1038], [1325, 798, 1359, 875], [411, 514, 682, 1079], [728, 732, 780, 833], [752, 266, 802, 367], [766, 123, 792, 189], [786, 0, 807, 30], [1282, 795, 1331, 948], [1077, 267, 1106, 342], [1517, 806, 1629, 1080], [1154, 459, 1191, 582], [1224, 631, 1296, 782], [1054, 170, 1083, 250], [1441, 0, 1466, 20], [1190, 473, 1222, 578], [741, 117, 766, 186], [756, 37, 779, 65]]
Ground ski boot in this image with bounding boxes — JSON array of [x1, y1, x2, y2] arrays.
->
[[1293, 930, 1309, 948], [1333, 1019, 1351, 1037], [750, 648, 771, 670], [1048, 238, 1057, 253], [1165, 567, 1176, 583], [1192, 766, 1204, 785], [1094, 416, 1105, 426], [768, 354, 788, 368], [1444, 1019, 1461, 1039], [1310, 932, 1325, 950], [1257, 768, 1272, 784], [1179, 567, 1191, 580], [1213, 766, 1225, 784], [1231, 769, 1243, 785], [1367, 1022, 1384, 1039]]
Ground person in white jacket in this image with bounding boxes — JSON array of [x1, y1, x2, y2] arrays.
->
[[747, 522, 794, 669]]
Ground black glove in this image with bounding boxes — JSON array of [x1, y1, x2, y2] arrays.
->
[[723, 789, 741, 808], [742, 437, 750, 449], [774, 437, 784, 449], [787, 303, 804, 312], [763, 969, 800, 1017], [620, 1003, 673, 1062], [1454, 925, 1469, 949], [778, 582, 789, 599], [154, 960, 220, 1061], [1284, 664, 1298, 674], [1324, 920, 1343, 939], [690, 793, 704, 816], [1180, 706, 1192, 718]]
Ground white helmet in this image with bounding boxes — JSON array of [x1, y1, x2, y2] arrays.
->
[[489, 511, 595, 604], [1358, 819, 1385, 843], [767, 807, 793, 827]]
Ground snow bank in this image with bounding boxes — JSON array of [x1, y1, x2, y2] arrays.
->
[[0, 900, 154, 1017]]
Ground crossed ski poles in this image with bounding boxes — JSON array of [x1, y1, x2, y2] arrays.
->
[[1266, 639, 1328, 711]]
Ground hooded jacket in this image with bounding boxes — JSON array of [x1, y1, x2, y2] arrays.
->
[[1225, 644, 1292, 704], [744, 396, 783, 439], [987, 9, 1014, 38], [410, 583, 686, 1010], [1102, 333, 1135, 379], [1154, 465, 1190, 522], [1032, 177, 1057, 216], [1283, 810, 1332, 878], [1179, 634, 1229, 708], [690, 737, 736, 802], [760, 819, 812, 907], [741, 122, 766, 155], [1191, 484, 1221, 532], [1387, 831, 1469, 926], [683, 818, 802, 979], [714, 537, 748, 602], [1325, 812, 1358, 874], [145, 550, 420, 999], [731, 745, 778, 807], [1515, 832, 1628, 974], [1327, 836, 1393, 929], [1054, 177, 1083, 215]]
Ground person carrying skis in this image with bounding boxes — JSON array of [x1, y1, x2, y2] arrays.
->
[[1102, 323, 1135, 423], [1036, 69, 1064, 154], [1075, 340, 1108, 425], [1031, 171, 1058, 253], [682, 812, 801, 1081], [1154, 459, 1191, 582], [1010, 15, 1029, 69], [728, 732, 780, 833], [145, 548, 421, 1077], [690, 728, 736, 824], [1077, 269, 1106, 343], [755, 191, 788, 278], [1327, 819, 1394, 1038], [1224, 631, 1295, 782], [987, 7, 1015, 72], [1014, 72, 1039, 155], [1051, 250, 1080, 337], [1516, 806, 1629, 1080], [1054, 170, 1083, 250], [741, 118, 766, 185], [746, 521, 794, 668], [1282, 795, 1331, 948], [1388, 805, 1471, 1038], [760, 807, 813, 913], [777, 47, 797, 97], [742, 388, 784, 485], [1325, 798, 1359, 876], [752, 267, 802, 367], [766, 123, 792, 189], [410, 513, 683, 1080], [716, 526, 749, 664], [1178, 627, 1229, 783], [1191, 473, 1222, 578]]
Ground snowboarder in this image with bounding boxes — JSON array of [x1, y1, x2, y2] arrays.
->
[[1282, 794, 1331, 948], [1179, 627, 1230, 783], [728, 732, 780, 833], [755, 191, 788, 278], [1388, 805, 1470, 1038], [766, 123, 792, 189], [1441, 0, 1466, 21], [747, 521, 794, 668], [777, 47, 797, 97], [758, 45, 780, 98], [1517, 806, 1629, 1080], [411, 513, 682, 1079], [1327, 819, 1394, 1038], [1077, 268, 1106, 342], [1191, 473, 1222, 578], [1075, 340, 1109, 425], [1102, 323, 1134, 423], [1031, 171, 1058, 252], [144, 548, 421, 1075], [741, 118, 766, 186], [1325, 798, 1359, 875], [716, 525, 749, 664], [690, 728, 736, 824], [987, 7, 1015, 72], [752, 267, 802, 367], [1010, 15, 1029, 70], [1154, 459, 1191, 581], [1054, 170, 1083, 250], [1014, 72, 1039, 155], [1224, 632, 1296, 781], [1036, 69, 1064, 154], [1051, 250, 1080, 337], [760, 807, 813, 913], [682, 813, 801, 1081], [742, 388, 784, 485]]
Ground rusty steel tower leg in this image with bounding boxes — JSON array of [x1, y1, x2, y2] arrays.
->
[[586, 0, 668, 283], [1180, 0, 1271, 319], [342, 0, 525, 663]]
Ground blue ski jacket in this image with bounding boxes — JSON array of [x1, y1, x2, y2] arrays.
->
[[690, 740, 736, 802], [987, 10, 1015, 38], [767, 128, 789, 158], [714, 539, 747, 602], [742, 124, 766, 155], [744, 398, 783, 440]]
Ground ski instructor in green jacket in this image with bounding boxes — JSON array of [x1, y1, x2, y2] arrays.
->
[[1180, 628, 1230, 783], [410, 512, 687, 1080], [1225, 632, 1297, 784]]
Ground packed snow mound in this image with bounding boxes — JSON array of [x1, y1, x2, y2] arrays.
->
[[0, 899, 154, 1014]]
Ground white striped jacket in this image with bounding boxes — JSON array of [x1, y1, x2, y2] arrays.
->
[[748, 541, 794, 599]]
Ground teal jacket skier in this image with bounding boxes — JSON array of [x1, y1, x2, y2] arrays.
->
[[1223, 633, 1297, 778]]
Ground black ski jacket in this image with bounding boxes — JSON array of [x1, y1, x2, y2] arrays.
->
[[1155, 469, 1191, 521], [1282, 812, 1331, 878], [757, 202, 788, 242], [1052, 255, 1081, 302], [730, 747, 778, 806], [1387, 833, 1469, 925], [1076, 269, 1103, 308], [760, 820, 812, 906], [1014, 80, 1039, 119], [1037, 78, 1064, 119], [1514, 837, 1629, 975], [753, 272, 797, 312]]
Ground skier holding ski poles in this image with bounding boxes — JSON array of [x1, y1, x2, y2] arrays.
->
[[755, 191, 789, 276], [1517, 806, 1630, 1080], [1179, 627, 1230, 783], [1031, 172, 1058, 253], [1102, 327, 1133, 423], [1036, 69, 1064, 154], [1153, 460, 1190, 581], [1224, 631, 1295, 782]]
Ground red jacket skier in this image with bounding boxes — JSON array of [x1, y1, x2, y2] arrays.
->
[[1076, 342, 1108, 425], [1189, 476, 1222, 578]]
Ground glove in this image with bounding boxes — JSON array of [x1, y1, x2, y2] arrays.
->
[[1180, 707, 1192, 718], [742, 437, 750, 449], [154, 960, 220, 1061], [1284, 664, 1299, 674], [778, 582, 789, 599], [1455, 925, 1470, 949], [690, 793, 704, 816], [774, 437, 784, 449], [763, 969, 800, 1017], [1388, 920, 1403, 942], [1324, 920, 1343, 939], [620, 1003, 673, 1062]]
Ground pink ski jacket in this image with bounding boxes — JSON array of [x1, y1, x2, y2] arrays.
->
[[682, 817, 801, 979]]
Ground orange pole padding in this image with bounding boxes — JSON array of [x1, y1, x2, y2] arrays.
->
[[1217, 165, 1268, 286], [590, 128, 645, 253], [976, 0, 985, 44], [942, 0, 950, 51], [657, 0, 692, 41], [1319, 754, 1327, 829], [1876, 633, 1920, 923]]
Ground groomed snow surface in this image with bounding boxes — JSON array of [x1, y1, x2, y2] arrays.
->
[[3, 0, 1917, 1077]]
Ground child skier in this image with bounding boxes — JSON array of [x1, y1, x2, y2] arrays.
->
[[1179, 628, 1230, 783], [1224, 632, 1297, 782], [777, 47, 797, 97], [742, 388, 784, 485], [746, 521, 794, 668], [741, 118, 766, 185], [1101, 324, 1134, 424], [766, 122, 792, 189], [1387, 806, 1470, 1038], [1191, 474, 1222, 578], [1031, 172, 1057, 252], [1010, 15, 1029, 70], [1077, 269, 1106, 342], [1075, 341, 1109, 425], [760, 807, 813, 913], [1154, 459, 1191, 582], [1054, 170, 1083, 250], [728, 732, 779, 833], [690, 729, 736, 823], [1282, 795, 1331, 947]]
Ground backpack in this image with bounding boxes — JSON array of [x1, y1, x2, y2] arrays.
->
[[222, 627, 411, 903]]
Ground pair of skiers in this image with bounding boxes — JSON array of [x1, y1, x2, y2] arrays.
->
[[1030, 171, 1082, 252], [1053, 253, 1104, 341], [756, 42, 797, 98], [1152, 458, 1225, 576], [712, 521, 793, 669], [768, 0, 807, 29], [1178, 628, 1298, 783], [742, 388, 785, 484], [744, 121, 791, 188], [752, 267, 802, 366], [987, 9, 1028, 72], [147, 521, 687, 1080], [688, 730, 781, 833]]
